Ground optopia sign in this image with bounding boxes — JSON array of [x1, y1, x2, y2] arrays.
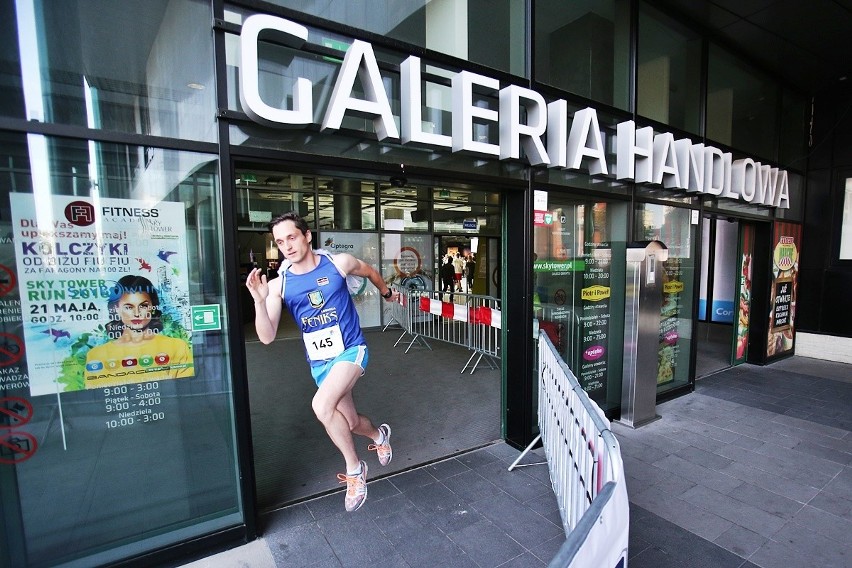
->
[[240, 14, 790, 209]]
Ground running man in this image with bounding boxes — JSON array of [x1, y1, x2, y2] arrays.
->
[[246, 211, 398, 512]]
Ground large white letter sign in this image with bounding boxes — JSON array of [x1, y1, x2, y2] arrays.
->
[[774, 170, 790, 208], [322, 40, 399, 140], [240, 15, 313, 126], [499, 85, 549, 165], [452, 71, 500, 156], [616, 121, 652, 182], [674, 139, 704, 192], [566, 108, 608, 175], [400, 56, 451, 147], [546, 100, 568, 168], [731, 158, 757, 202], [703, 146, 726, 195], [652, 132, 681, 188]]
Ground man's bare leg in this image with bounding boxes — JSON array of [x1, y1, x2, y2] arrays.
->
[[311, 362, 374, 472]]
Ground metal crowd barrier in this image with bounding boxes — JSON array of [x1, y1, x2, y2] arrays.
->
[[386, 286, 501, 374], [509, 333, 629, 568]]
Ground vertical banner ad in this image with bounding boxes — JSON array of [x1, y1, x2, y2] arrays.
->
[[579, 245, 611, 401], [657, 258, 684, 385], [767, 222, 801, 359], [10, 195, 193, 396], [734, 225, 754, 363]]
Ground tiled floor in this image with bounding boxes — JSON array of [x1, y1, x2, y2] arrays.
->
[[181, 355, 852, 567]]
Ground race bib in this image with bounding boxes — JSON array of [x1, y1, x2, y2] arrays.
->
[[303, 325, 345, 361]]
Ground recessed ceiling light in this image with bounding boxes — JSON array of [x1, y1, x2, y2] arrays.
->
[[187, 82, 205, 90]]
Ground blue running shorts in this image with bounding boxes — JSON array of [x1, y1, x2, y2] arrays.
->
[[309, 345, 369, 387]]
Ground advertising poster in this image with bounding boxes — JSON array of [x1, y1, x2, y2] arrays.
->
[[733, 225, 754, 363], [321, 231, 381, 327], [658, 258, 684, 385], [10, 195, 193, 396], [766, 222, 802, 359], [383, 233, 433, 292], [579, 244, 611, 399]]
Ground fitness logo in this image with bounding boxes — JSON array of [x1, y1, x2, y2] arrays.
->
[[64, 200, 96, 226]]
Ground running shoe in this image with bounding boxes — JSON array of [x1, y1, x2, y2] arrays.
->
[[337, 460, 368, 512], [368, 423, 393, 466]]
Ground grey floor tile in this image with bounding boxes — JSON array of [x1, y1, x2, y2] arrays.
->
[[719, 461, 820, 503], [529, 533, 566, 565], [675, 445, 735, 470], [790, 505, 852, 545], [680, 484, 787, 538], [652, 454, 743, 494], [630, 486, 734, 541], [388, 467, 439, 493], [727, 481, 805, 519], [713, 525, 768, 558], [265, 522, 339, 567], [405, 481, 485, 532], [450, 519, 526, 568], [425, 457, 472, 480], [472, 491, 563, 549], [316, 515, 396, 568], [807, 489, 852, 521], [749, 530, 849, 568], [441, 468, 504, 504], [474, 460, 552, 503], [765, 522, 851, 568], [823, 465, 852, 496], [495, 551, 546, 567], [261, 503, 314, 533]]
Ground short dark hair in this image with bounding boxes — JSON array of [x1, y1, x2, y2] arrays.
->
[[269, 211, 309, 235]]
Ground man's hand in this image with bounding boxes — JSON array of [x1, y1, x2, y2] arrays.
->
[[246, 267, 269, 305], [383, 289, 400, 303]]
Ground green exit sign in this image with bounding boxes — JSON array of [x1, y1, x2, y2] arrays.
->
[[191, 304, 221, 331]]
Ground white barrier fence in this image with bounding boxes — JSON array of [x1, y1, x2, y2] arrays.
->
[[510, 333, 629, 568], [385, 286, 501, 374]]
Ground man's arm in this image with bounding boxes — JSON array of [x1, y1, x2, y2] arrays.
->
[[332, 253, 399, 302], [245, 267, 284, 344]]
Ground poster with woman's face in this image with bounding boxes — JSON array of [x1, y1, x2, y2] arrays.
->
[[10, 194, 193, 395]]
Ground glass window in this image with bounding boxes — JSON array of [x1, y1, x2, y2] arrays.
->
[[707, 44, 778, 160], [433, 187, 501, 236], [235, 173, 317, 230], [634, 204, 697, 395], [255, 0, 526, 75], [637, 3, 702, 134], [0, 133, 241, 567], [1, 0, 216, 142], [839, 177, 852, 260], [533, 194, 628, 412], [318, 176, 378, 230], [534, 0, 631, 111], [780, 89, 808, 169]]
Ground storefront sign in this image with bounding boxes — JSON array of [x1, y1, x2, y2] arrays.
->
[[240, 14, 791, 209], [579, 246, 611, 398], [658, 259, 684, 385]]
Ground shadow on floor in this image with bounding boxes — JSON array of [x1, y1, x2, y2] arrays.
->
[[246, 327, 502, 511]]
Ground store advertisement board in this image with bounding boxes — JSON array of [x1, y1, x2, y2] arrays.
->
[[320, 231, 381, 327], [766, 222, 802, 359], [733, 224, 754, 363], [10, 195, 192, 396]]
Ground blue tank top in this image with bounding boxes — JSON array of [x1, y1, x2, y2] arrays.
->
[[281, 253, 365, 364]]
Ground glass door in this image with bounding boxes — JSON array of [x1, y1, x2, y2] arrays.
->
[[533, 195, 628, 412], [635, 204, 698, 394]]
